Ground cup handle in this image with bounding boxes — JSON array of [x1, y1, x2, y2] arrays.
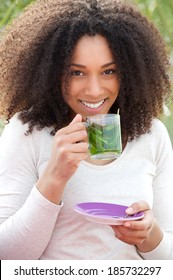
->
[[81, 122, 88, 128]]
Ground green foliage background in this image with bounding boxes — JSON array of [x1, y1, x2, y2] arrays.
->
[[0, 0, 173, 142]]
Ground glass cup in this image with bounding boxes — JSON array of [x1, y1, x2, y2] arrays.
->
[[86, 114, 122, 160]]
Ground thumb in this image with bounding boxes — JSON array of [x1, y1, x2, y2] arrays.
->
[[70, 114, 83, 124]]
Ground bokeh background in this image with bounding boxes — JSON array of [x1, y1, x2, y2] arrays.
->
[[0, 0, 173, 143]]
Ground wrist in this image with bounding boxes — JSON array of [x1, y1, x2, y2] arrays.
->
[[36, 174, 66, 205], [136, 220, 163, 253]]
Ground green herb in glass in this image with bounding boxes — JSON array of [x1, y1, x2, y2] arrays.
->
[[86, 114, 122, 160]]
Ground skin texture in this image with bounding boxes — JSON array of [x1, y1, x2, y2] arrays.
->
[[0, 0, 169, 253], [63, 35, 120, 120]]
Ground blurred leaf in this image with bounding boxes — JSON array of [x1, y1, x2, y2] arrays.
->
[[0, 0, 34, 28]]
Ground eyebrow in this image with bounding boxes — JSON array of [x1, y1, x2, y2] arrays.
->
[[70, 62, 116, 68]]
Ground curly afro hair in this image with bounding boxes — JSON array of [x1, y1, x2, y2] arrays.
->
[[0, 0, 171, 141]]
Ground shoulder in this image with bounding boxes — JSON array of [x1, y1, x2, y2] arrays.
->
[[0, 113, 28, 146], [2, 112, 52, 137], [0, 112, 53, 150], [150, 118, 173, 158], [150, 118, 171, 143], [3, 113, 29, 134], [151, 118, 168, 133], [0, 113, 54, 174], [135, 118, 170, 145], [132, 118, 172, 159]]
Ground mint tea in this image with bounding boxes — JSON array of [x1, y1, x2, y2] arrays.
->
[[86, 114, 122, 160]]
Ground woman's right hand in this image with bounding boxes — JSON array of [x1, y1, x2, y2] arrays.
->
[[36, 114, 88, 204]]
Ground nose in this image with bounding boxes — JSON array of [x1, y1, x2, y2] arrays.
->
[[86, 75, 103, 98]]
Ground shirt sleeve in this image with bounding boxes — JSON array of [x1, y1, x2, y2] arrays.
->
[[137, 232, 173, 260], [138, 119, 173, 259], [0, 114, 62, 260]]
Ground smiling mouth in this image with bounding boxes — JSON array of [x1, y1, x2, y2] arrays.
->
[[80, 99, 106, 109]]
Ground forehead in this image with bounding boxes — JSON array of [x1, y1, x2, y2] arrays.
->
[[71, 35, 114, 64]]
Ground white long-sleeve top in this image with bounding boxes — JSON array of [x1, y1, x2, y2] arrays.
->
[[0, 113, 173, 260]]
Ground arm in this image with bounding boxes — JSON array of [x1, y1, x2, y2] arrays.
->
[[0, 115, 62, 259], [0, 113, 88, 259], [111, 120, 173, 259], [0, 186, 62, 259], [137, 120, 173, 259]]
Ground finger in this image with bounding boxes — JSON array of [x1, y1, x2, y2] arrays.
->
[[115, 231, 146, 245], [58, 143, 89, 157], [123, 219, 148, 231], [59, 150, 89, 164], [56, 121, 86, 136], [112, 225, 148, 244], [67, 142, 89, 153], [56, 130, 88, 146], [70, 114, 83, 124], [123, 211, 152, 231], [55, 114, 84, 137], [126, 200, 150, 215]]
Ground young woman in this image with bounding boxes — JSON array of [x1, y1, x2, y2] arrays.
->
[[0, 0, 173, 259]]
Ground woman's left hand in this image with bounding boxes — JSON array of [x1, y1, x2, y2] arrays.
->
[[111, 200, 163, 252]]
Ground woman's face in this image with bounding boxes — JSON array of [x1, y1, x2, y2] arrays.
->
[[63, 34, 120, 120]]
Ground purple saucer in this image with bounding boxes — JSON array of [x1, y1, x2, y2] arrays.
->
[[73, 202, 144, 225]]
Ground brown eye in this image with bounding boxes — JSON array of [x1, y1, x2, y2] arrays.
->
[[103, 69, 116, 75], [71, 70, 83, 76]]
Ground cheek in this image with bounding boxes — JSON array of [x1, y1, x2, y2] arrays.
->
[[68, 82, 83, 99], [63, 89, 78, 107]]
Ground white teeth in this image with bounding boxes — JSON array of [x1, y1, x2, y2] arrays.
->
[[81, 100, 105, 109]]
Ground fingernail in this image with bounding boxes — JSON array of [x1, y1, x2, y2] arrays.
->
[[126, 207, 133, 214]]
